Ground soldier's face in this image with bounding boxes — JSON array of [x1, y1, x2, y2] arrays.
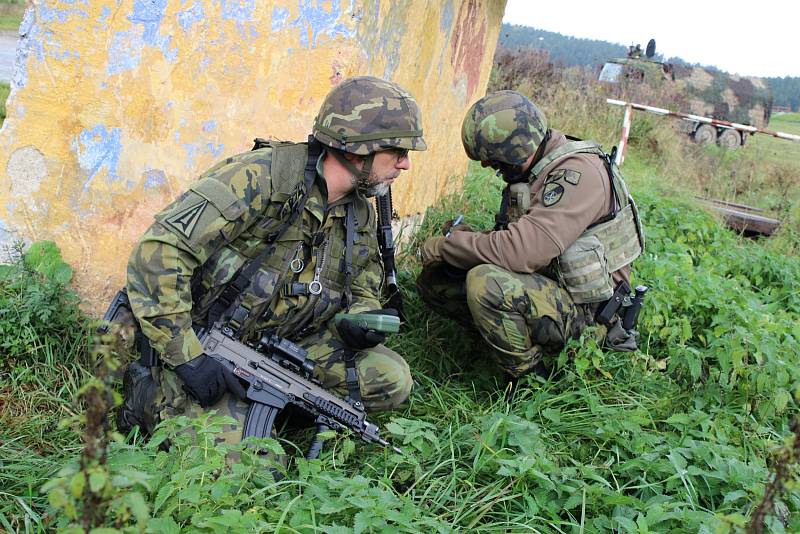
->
[[360, 148, 411, 197]]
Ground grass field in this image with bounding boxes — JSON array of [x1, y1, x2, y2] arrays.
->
[[1, 81, 9, 125], [0, 0, 24, 31], [1, 55, 800, 532], [2, 153, 800, 532], [749, 112, 800, 168]]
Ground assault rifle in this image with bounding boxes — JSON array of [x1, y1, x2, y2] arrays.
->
[[200, 325, 401, 461], [376, 189, 404, 319]]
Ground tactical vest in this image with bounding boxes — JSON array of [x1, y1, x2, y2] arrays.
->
[[505, 141, 644, 304], [185, 141, 379, 342]]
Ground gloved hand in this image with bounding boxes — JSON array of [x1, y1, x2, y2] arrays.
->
[[442, 219, 474, 236], [174, 354, 247, 407], [336, 308, 398, 350], [420, 236, 445, 266]]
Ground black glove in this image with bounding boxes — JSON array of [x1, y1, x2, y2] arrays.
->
[[174, 354, 247, 407], [336, 308, 398, 350]]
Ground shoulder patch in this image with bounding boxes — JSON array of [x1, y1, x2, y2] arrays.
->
[[542, 182, 565, 207], [563, 169, 581, 185], [544, 169, 565, 184], [165, 200, 208, 238]]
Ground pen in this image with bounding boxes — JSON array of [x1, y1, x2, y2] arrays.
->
[[446, 214, 464, 238]]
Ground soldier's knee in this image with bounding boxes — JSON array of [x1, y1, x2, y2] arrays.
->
[[465, 264, 509, 312], [360, 349, 412, 412]]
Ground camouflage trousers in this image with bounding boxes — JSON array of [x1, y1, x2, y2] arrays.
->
[[127, 319, 411, 445], [416, 262, 604, 377]]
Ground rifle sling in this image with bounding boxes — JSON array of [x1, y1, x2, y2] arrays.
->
[[207, 136, 322, 331]]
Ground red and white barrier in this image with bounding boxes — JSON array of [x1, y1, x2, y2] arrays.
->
[[607, 98, 800, 165]]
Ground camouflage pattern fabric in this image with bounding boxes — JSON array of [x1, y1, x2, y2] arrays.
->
[[312, 76, 427, 155], [142, 320, 411, 445], [127, 144, 385, 367], [126, 143, 408, 444], [461, 90, 548, 166], [417, 262, 604, 377]]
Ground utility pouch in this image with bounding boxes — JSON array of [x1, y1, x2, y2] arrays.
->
[[507, 182, 531, 223], [557, 235, 614, 304]]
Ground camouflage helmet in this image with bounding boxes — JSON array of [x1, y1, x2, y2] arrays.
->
[[461, 90, 547, 166], [313, 76, 427, 155]]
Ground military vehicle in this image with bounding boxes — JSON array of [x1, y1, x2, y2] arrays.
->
[[599, 39, 773, 148]]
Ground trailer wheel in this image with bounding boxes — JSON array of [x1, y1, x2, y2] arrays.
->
[[692, 124, 716, 145], [717, 129, 741, 149]]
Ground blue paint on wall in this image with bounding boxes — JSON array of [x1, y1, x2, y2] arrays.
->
[[177, 2, 205, 32], [271, 6, 289, 32], [108, 0, 177, 74], [12, 9, 44, 89], [291, 0, 354, 48], [37, 3, 88, 24], [207, 142, 224, 157], [202, 120, 217, 132], [129, 0, 167, 44], [108, 31, 143, 75], [183, 143, 200, 169], [220, 0, 255, 25], [74, 125, 123, 189], [98, 6, 112, 31], [440, 0, 454, 32], [143, 169, 167, 189]]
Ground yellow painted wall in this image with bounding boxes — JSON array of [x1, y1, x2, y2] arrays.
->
[[0, 0, 506, 307]]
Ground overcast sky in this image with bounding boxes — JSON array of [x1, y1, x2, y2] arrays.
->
[[503, 0, 799, 78]]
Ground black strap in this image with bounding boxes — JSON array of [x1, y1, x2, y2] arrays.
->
[[587, 150, 621, 230], [342, 203, 355, 310], [341, 349, 362, 405], [494, 185, 511, 231], [207, 136, 322, 329]]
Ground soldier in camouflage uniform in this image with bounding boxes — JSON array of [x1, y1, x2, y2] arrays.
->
[[416, 91, 644, 379], [119, 76, 426, 443]]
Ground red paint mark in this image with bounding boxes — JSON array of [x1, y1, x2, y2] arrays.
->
[[450, 0, 487, 100]]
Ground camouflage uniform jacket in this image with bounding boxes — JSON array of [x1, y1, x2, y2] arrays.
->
[[440, 129, 631, 285], [127, 142, 384, 368]]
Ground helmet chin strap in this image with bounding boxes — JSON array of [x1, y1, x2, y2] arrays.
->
[[330, 150, 375, 196]]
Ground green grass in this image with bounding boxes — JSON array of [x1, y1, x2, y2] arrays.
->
[[3, 159, 800, 532], [1, 82, 9, 126], [748, 112, 800, 168], [2, 58, 800, 531], [0, 0, 24, 31]]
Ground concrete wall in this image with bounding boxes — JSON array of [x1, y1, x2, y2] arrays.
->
[[0, 0, 506, 307]]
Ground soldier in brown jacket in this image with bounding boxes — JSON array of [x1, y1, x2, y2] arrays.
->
[[416, 91, 644, 379]]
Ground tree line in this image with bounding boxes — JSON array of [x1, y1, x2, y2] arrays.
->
[[498, 24, 800, 112]]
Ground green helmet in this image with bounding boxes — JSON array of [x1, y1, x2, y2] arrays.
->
[[313, 76, 427, 155], [461, 90, 547, 166]]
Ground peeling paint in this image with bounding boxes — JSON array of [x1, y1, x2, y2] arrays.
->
[[271, 6, 289, 32], [0, 0, 508, 307], [143, 169, 167, 189], [450, 0, 487, 101], [177, 2, 205, 32], [98, 6, 112, 31], [12, 9, 42, 90], [75, 126, 122, 188], [7, 146, 48, 197], [219, 0, 255, 26], [291, 0, 355, 48]]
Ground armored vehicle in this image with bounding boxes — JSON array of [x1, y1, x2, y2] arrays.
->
[[599, 40, 773, 148]]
